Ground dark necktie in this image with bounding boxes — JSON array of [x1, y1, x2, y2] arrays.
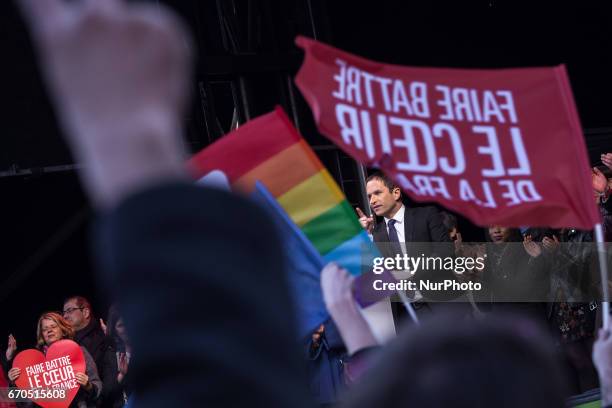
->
[[387, 219, 403, 255]]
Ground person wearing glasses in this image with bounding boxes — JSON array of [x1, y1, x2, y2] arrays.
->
[[7, 312, 102, 408], [63, 297, 120, 408]]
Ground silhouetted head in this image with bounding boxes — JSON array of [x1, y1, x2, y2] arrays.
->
[[342, 313, 567, 408]]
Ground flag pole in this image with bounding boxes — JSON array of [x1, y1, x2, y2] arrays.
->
[[595, 223, 610, 329], [396, 289, 420, 325], [356, 164, 371, 217]]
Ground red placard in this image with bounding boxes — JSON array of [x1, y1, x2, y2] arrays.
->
[[12, 340, 85, 408], [294, 36, 600, 229]]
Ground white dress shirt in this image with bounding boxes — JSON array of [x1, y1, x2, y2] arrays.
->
[[384, 204, 406, 245], [385, 205, 421, 299]]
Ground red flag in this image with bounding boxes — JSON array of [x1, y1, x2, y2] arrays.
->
[[294, 36, 600, 229]]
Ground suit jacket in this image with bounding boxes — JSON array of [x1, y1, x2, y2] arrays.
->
[[371, 205, 451, 252], [94, 183, 313, 408], [371, 205, 457, 301]]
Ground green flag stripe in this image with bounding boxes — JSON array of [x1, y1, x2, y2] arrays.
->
[[301, 200, 363, 255]]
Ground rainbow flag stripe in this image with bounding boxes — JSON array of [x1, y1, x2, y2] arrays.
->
[[188, 107, 369, 274]]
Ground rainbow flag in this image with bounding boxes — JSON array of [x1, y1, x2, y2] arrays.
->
[[188, 107, 374, 275], [251, 181, 328, 337]]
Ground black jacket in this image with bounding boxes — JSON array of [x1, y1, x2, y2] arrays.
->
[[371, 205, 451, 251], [371, 205, 457, 301], [74, 319, 110, 365], [94, 183, 313, 408], [74, 314, 120, 407]]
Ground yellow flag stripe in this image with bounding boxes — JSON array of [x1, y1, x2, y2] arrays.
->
[[277, 169, 344, 226]]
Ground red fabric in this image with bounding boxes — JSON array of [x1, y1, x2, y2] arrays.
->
[[0, 366, 16, 408], [187, 107, 300, 181], [0, 368, 16, 408], [12, 340, 85, 408], [294, 36, 600, 229]]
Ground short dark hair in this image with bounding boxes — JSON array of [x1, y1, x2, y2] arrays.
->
[[64, 295, 93, 316], [366, 172, 399, 192], [342, 313, 567, 408]]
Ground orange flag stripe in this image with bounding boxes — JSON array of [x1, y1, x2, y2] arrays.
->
[[233, 139, 323, 197]]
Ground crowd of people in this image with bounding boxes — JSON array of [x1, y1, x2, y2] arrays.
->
[[3, 0, 612, 407], [306, 162, 612, 405], [0, 297, 131, 408]]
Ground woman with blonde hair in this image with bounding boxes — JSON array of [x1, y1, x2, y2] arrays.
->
[[7, 312, 102, 408]]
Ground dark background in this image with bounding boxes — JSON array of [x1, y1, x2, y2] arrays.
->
[[0, 0, 611, 348]]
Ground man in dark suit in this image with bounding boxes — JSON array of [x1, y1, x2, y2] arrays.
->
[[364, 172, 451, 251], [358, 172, 460, 321]]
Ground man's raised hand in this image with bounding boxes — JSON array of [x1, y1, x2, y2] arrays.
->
[[356, 207, 374, 234]]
